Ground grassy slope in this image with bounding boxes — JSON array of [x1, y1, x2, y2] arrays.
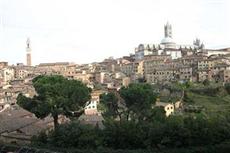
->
[[186, 92, 230, 114]]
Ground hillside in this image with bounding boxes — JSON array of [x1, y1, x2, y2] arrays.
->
[[159, 82, 230, 115], [185, 91, 230, 115]]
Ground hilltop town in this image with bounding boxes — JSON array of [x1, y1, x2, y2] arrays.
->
[[1, 22, 230, 110], [1, 23, 230, 149]]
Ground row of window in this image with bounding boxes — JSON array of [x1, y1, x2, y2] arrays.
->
[[151, 72, 173, 75], [180, 71, 191, 74], [87, 105, 96, 109]]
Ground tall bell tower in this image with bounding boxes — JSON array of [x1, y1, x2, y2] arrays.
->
[[26, 38, 32, 66], [164, 22, 172, 38]]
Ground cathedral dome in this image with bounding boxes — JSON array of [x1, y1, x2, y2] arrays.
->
[[161, 37, 175, 44]]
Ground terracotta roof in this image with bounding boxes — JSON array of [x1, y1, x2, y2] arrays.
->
[[0, 108, 53, 136]]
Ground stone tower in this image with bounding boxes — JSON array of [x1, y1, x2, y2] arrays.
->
[[26, 38, 32, 66], [164, 22, 172, 38]]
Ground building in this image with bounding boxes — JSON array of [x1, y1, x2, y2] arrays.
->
[[0, 107, 66, 145], [204, 48, 230, 56], [178, 66, 193, 81], [219, 70, 230, 82], [134, 44, 160, 60], [85, 90, 105, 115], [13, 65, 35, 79], [155, 100, 174, 117], [145, 66, 177, 83], [0, 62, 8, 69], [143, 55, 175, 83], [121, 62, 134, 77], [26, 38, 32, 66], [122, 77, 131, 87], [36, 62, 71, 75], [0, 67, 15, 84], [161, 22, 176, 49], [134, 22, 198, 60]]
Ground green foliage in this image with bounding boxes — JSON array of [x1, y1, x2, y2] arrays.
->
[[119, 83, 157, 121], [31, 131, 48, 147], [103, 120, 146, 149], [183, 91, 194, 104], [176, 81, 193, 91], [150, 107, 166, 122], [99, 92, 121, 120], [190, 86, 227, 97], [33, 113, 230, 150], [183, 91, 230, 115], [3, 143, 230, 153], [137, 77, 146, 83], [225, 83, 230, 94], [48, 122, 102, 149], [30, 82, 230, 151], [202, 79, 210, 86], [17, 75, 91, 128]]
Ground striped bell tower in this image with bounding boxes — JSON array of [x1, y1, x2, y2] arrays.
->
[[26, 38, 32, 66]]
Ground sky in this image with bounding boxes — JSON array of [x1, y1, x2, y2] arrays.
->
[[0, 0, 230, 65]]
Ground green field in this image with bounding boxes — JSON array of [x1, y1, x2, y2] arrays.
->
[[159, 82, 230, 115], [186, 92, 230, 114]]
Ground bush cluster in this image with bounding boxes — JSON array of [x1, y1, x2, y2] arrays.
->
[[190, 86, 227, 96], [32, 114, 230, 150]]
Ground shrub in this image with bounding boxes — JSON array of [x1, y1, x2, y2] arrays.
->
[[33, 121, 103, 149], [225, 83, 230, 94]]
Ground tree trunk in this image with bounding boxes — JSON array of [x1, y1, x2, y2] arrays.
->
[[180, 90, 185, 102], [53, 114, 59, 130], [118, 113, 122, 125], [126, 111, 130, 121]]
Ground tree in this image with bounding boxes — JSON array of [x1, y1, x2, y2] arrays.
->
[[175, 81, 192, 102], [17, 75, 91, 129], [203, 79, 210, 86], [119, 83, 157, 121], [99, 92, 121, 120], [103, 120, 145, 149], [48, 121, 102, 149], [137, 77, 146, 83], [225, 83, 230, 94]]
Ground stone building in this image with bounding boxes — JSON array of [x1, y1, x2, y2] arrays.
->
[[134, 22, 198, 61], [143, 55, 175, 83], [85, 90, 105, 115], [0, 62, 8, 69], [178, 66, 193, 81], [13, 65, 35, 79], [155, 101, 174, 117], [26, 38, 32, 66], [204, 48, 230, 56], [121, 62, 134, 77], [148, 68, 176, 83], [0, 67, 15, 84], [36, 62, 71, 75], [219, 70, 230, 82], [0, 107, 66, 145]]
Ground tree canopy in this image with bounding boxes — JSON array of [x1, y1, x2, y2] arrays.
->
[[31, 82, 230, 151], [99, 92, 120, 120], [119, 83, 157, 121], [17, 75, 91, 129]]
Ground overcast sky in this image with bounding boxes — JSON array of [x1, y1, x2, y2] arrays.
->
[[0, 0, 229, 65]]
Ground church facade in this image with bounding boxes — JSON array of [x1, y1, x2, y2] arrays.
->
[[135, 22, 199, 60]]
